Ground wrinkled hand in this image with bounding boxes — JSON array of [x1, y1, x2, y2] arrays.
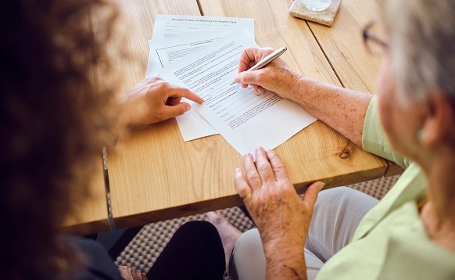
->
[[118, 266, 147, 280], [235, 147, 324, 251], [234, 47, 303, 101], [118, 77, 203, 125]]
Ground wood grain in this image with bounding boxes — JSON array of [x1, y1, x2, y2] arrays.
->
[[198, 0, 341, 83], [62, 157, 109, 235], [100, 0, 203, 95], [105, 0, 389, 229], [307, 0, 382, 92], [306, 0, 403, 175]]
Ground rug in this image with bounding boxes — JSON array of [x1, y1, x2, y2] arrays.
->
[[115, 175, 400, 274]]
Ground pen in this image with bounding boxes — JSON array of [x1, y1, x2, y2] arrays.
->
[[248, 46, 287, 71], [231, 46, 287, 85]]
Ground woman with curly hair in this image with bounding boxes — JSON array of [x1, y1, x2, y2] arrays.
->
[[0, 0, 225, 279]]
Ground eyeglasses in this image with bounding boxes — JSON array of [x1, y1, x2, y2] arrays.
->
[[362, 20, 389, 55]]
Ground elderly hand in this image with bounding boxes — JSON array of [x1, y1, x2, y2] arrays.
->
[[235, 147, 324, 252], [118, 266, 148, 280], [234, 47, 303, 101], [118, 77, 203, 125]]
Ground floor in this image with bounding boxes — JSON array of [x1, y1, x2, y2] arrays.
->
[[115, 175, 400, 275]]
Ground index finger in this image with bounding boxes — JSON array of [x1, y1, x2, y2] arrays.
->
[[238, 47, 274, 73], [238, 47, 258, 73], [169, 86, 204, 104]]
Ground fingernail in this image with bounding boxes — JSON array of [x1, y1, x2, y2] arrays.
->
[[185, 105, 191, 112], [318, 182, 325, 191], [234, 75, 240, 82]]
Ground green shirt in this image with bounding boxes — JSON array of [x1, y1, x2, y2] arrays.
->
[[316, 96, 455, 279]]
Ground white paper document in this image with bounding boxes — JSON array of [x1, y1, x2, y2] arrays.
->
[[146, 15, 254, 77], [146, 15, 255, 141], [151, 14, 254, 40], [149, 27, 250, 70], [160, 30, 317, 155]]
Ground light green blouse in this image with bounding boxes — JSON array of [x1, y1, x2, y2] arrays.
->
[[316, 96, 455, 279]]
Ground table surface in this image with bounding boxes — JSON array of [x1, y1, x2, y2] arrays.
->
[[101, 0, 390, 229], [62, 156, 110, 235]]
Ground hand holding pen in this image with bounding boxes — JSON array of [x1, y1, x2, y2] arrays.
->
[[234, 47, 290, 93], [247, 46, 287, 71], [232, 46, 287, 84]]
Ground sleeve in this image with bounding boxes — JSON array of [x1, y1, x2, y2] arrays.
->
[[361, 95, 411, 169], [68, 237, 124, 280]]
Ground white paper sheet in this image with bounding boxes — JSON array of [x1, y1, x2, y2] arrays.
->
[[145, 15, 255, 141], [161, 30, 317, 155], [149, 28, 252, 70], [146, 28, 239, 141], [151, 14, 254, 40], [146, 15, 254, 77]]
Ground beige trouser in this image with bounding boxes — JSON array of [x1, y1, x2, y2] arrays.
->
[[229, 187, 379, 280]]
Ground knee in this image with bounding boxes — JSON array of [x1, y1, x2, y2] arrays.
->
[[318, 186, 350, 199], [177, 220, 217, 236], [317, 186, 363, 205], [312, 186, 378, 225], [230, 229, 266, 280], [174, 221, 222, 248], [234, 228, 263, 252]]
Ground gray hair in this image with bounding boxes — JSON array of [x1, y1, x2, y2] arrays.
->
[[381, 0, 455, 106]]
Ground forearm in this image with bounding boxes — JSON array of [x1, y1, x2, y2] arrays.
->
[[291, 76, 372, 148], [264, 243, 307, 280], [236, 48, 372, 147]]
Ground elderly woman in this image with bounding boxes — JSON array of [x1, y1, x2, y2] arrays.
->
[[228, 0, 455, 279]]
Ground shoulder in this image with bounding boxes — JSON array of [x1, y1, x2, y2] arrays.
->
[[67, 237, 124, 280]]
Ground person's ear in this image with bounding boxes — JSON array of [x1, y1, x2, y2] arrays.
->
[[420, 89, 454, 148]]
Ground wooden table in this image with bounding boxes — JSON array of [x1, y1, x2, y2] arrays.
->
[[62, 156, 110, 235], [104, 0, 391, 229]]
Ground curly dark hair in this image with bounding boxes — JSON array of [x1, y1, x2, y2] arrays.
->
[[0, 0, 121, 278]]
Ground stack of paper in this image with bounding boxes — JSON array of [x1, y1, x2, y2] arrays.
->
[[146, 15, 316, 156]]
